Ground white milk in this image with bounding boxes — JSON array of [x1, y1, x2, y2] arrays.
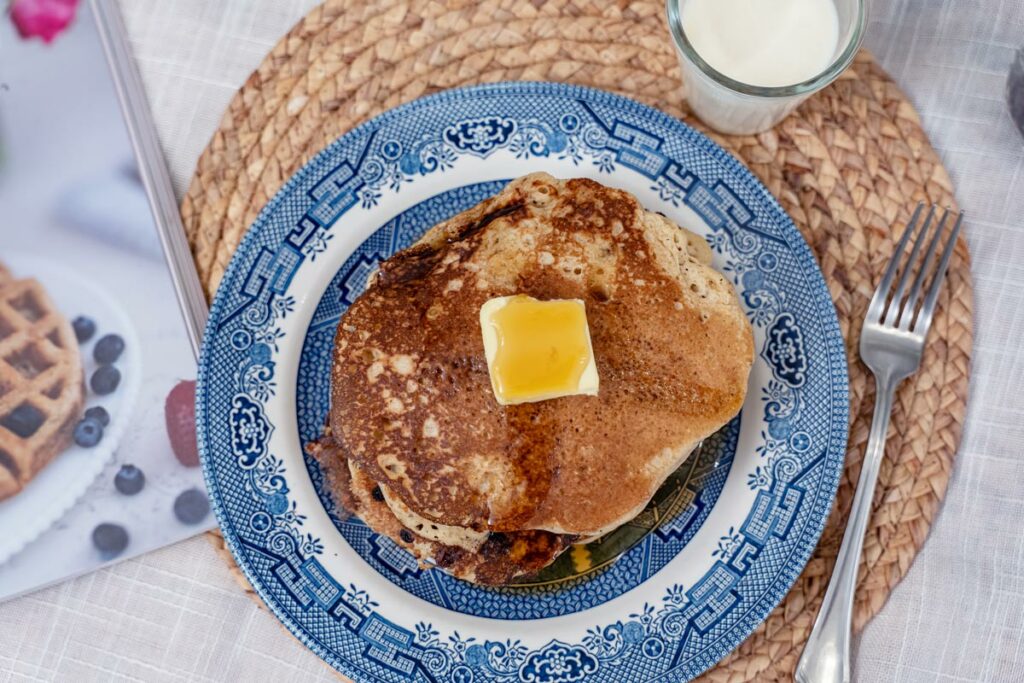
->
[[681, 0, 839, 88], [670, 0, 844, 134]]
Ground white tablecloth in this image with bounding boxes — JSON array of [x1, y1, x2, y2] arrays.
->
[[4, 1, 1024, 680]]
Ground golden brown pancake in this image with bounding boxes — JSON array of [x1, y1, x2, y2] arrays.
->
[[326, 173, 753, 539], [309, 434, 575, 585]]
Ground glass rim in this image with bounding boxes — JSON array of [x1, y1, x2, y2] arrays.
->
[[665, 0, 867, 99]]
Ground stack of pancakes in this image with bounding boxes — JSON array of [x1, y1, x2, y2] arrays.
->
[[311, 173, 753, 585]]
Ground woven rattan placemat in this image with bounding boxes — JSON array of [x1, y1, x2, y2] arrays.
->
[[182, 2, 973, 680]]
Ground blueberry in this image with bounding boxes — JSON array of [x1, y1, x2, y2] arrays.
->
[[173, 488, 209, 525], [114, 464, 145, 495], [91, 522, 129, 559], [1, 403, 44, 438], [93, 334, 125, 364], [84, 406, 110, 427], [71, 316, 96, 343], [73, 417, 104, 447], [90, 365, 121, 395]]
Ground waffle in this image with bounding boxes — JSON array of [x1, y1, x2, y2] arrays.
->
[[0, 264, 84, 501]]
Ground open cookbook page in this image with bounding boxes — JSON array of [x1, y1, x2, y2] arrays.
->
[[0, 3, 211, 601]]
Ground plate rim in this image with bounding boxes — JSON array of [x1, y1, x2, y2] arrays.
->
[[196, 80, 849, 682]]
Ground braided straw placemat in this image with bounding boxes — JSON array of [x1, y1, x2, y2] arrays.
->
[[182, 1, 973, 680]]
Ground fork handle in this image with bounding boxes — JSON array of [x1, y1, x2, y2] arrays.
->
[[795, 375, 899, 683]]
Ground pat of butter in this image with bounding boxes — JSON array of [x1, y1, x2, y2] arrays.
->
[[479, 294, 599, 405]]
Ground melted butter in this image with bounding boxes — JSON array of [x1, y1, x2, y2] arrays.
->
[[480, 295, 599, 405]]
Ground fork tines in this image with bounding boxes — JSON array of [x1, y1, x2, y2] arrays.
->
[[867, 202, 964, 335]]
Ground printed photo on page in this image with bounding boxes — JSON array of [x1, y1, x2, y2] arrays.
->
[[0, 3, 211, 601]]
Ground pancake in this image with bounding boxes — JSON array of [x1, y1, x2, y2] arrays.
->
[[326, 173, 753, 539], [309, 433, 576, 584]]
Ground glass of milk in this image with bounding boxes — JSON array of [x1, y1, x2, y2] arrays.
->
[[666, 0, 866, 135]]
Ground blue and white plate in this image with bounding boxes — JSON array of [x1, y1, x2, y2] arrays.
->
[[197, 82, 848, 682]]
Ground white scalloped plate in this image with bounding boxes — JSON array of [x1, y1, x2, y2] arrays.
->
[[0, 254, 141, 565]]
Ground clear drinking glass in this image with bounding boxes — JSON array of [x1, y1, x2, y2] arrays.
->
[[666, 0, 867, 135]]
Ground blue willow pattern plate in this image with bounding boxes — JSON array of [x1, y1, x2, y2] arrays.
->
[[197, 82, 848, 682]]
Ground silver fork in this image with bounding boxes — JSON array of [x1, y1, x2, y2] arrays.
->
[[795, 203, 965, 683]]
